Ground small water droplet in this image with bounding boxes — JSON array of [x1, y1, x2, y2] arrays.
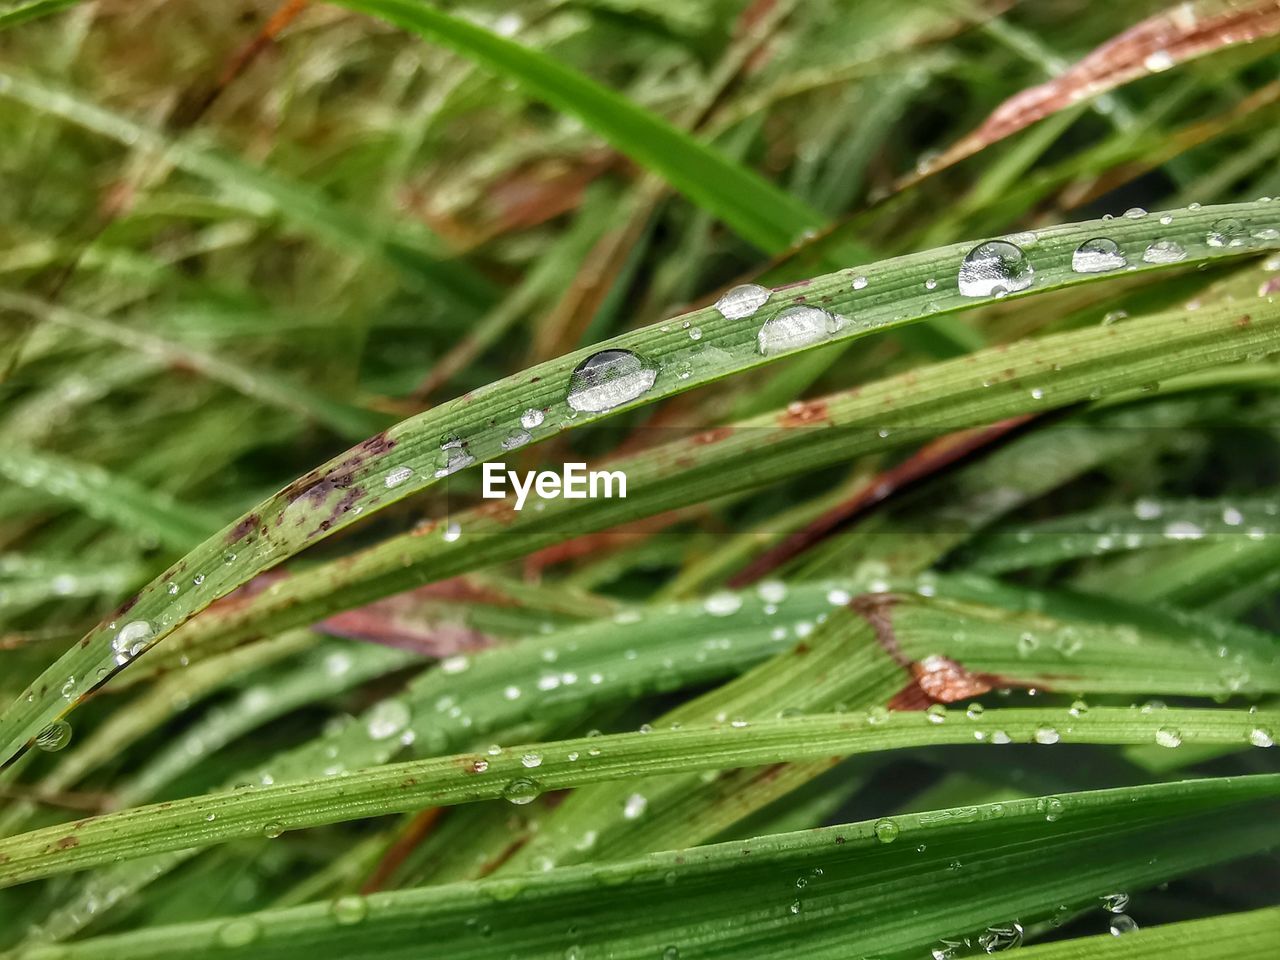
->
[[566, 350, 657, 413], [958, 241, 1034, 298], [926, 704, 947, 724], [1248, 727, 1273, 748], [1123, 207, 1147, 219], [1035, 726, 1060, 745], [522, 752, 543, 768], [1042, 797, 1064, 821], [1144, 50, 1173, 72], [331, 895, 368, 925], [714, 283, 771, 320], [756, 305, 840, 355], [978, 921, 1024, 953], [366, 699, 411, 740], [217, 916, 262, 947], [443, 522, 462, 543], [502, 778, 541, 805], [704, 591, 742, 616], [521, 408, 545, 429], [623, 793, 648, 819], [1072, 237, 1127, 273], [874, 818, 899, 843], [1109, 914, 1139, 936], [1155, 726, 1182, 748], [1142, 239, 1186, 264], [1100, 892, 1130, 913], [851, 275, 869, 290], [262, 821, 284, 839]]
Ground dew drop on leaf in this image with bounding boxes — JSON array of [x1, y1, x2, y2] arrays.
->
[[756, 305, 840, 355], [1142, 239, 1187, 264], [217, 917, 262, 947], [502, 777, 541, 805], [1206, 217, 1247, 247], [873, 818, 899, 843], [714, 283, 771, 320], [331, 895, 368, 925], [1109, 914, 1139, 936], [35, 719, 72, 752], [1100, 892, 1129, 913], [957, 240, 1034, 298], [1072, 237, 1126, 273], [566, 350, 657, 413]]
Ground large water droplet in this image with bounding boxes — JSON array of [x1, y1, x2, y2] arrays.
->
[[756, 305, 840, 355], [521, 408, 545, 429], [1072, 238, 1127, 273], [112, 620, 154, 665], [1142, 239, 1186, 264], [435, 437, 474, 478], [623, 793, 648, 819], [715, 283, 771, 320], [1207, 217, 1247, 247], [35, 720, 72, 752], [565, 350, 656, 413], [957, 241, 1034, 297]]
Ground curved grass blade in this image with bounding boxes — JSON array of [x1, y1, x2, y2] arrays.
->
[[6, 774, 1278, 958], [136, 273, 1280, 699], [0, 446, 220, 551], [0, 705, 1273, 887], [329, 0, 825, 254], [2, 200, 1277, 768], [964, 496, 1279, 574]]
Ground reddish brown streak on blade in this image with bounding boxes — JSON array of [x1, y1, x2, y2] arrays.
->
[[360, 806, 443, 894], [915, 0, 1280, 183], [727, 415, 1035, 587]]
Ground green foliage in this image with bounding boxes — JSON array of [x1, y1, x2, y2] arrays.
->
[[1, 1, 1278, 957]]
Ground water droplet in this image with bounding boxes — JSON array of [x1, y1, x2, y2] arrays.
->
[[704, 591, 742, 616], [521, 752, 543, 768], [331, 895, 368, 925], [502, 778, 541, 805], [926, 704, 947, 724], [112, 620, 154, 665], [1035, 726, 1060, 745], [1142, 239, 1186, 264], [262, 821, 284, 839], [35, 720, 72, 752], [1069, 699, 1089, 717], [1155, 726, 1182, 748], [623, 793, 648, 819], [1109, 914, 1139, 936], [443, 522, 462, 543], [990, 730, 1011, 744], [366, 699, 411, 740], [851, 275, 869, 290], [663, 947, 681, 960], [924, 278, 938, 290], [1207, 217, 1247, 247], [566, 350, 657, 413], [217, 916, 262, 947], [1248, 727, 1274, 748], [1145, 50, 1174, 72], [502, 430, 531, 451], [756, 305, 840, 355], [1100, 892, 1129, 913], [1042, 797, 1064, 821], [1123, 207, 1147, 220], [714, 283, 771, 320], [384, 467, 413, 488], [1072, 237, 1127, 273], [978, 921, 1024, 953], [966, 703, 985, 719], [874, 818, 899, 843], [521, 408, 545, 429], [958, 241, 1034, 298]]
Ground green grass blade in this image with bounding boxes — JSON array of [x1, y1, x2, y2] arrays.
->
[[7, 774, 1277, 958], [329, 0, 825, 254], [0, 706, 1273, 887], [1016, 908, 1280, 959], [1, 200, 1276, 768], [0, 0, 79, 30]]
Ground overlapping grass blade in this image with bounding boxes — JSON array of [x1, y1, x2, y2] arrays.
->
[[6, 774, 1277, 958]]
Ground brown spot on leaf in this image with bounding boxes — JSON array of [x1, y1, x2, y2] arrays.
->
[[227, 514, 260, 544], [693, 426, 734, 445], [56, 836, 79, 849], [778, 398, 829, 427]]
